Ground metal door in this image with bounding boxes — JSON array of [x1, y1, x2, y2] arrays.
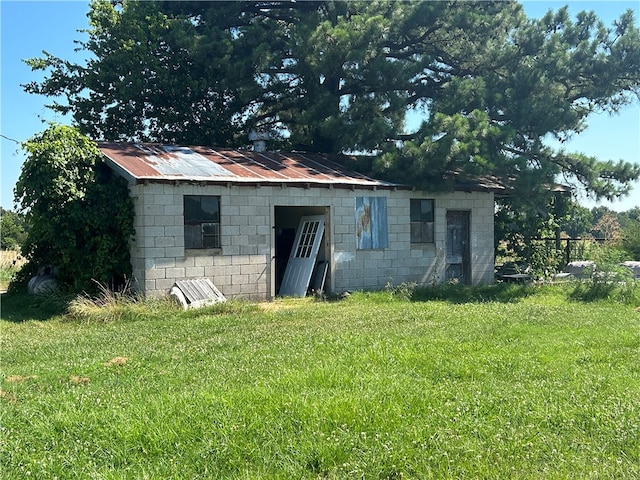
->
[[446, 211, 470, 284], [279, 215, 325, 297]]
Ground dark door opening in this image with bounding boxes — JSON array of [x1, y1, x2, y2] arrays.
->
[[274, 206, 329, 296], [446, 211, 471, 284]]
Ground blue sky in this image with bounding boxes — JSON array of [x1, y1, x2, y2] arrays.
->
[[1, 1, 639, 211]]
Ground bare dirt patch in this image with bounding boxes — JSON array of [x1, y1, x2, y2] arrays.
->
[[5, 375, 37, 383], [69, 376, 91, 385], [0, 389, 17, 403], [104, 356, 129, 367]]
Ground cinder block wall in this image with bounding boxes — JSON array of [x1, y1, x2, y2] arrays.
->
[[128, 183, 494, 300], [330, 190, 495, 292], [129, 183, 273, 301]]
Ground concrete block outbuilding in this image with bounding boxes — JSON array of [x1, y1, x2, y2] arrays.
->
[[99, 143, 499, 300]]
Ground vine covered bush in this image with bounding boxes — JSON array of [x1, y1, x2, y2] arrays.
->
[[13, 125, 134, 294]]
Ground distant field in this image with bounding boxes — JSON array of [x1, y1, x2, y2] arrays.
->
[[0, 250, 25, 291], [1, 285, 640, 479]]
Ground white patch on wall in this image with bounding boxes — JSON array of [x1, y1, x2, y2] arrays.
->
[[334, 251, 355, 263]]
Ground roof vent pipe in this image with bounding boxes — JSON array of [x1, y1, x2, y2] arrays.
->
[[249, 130, 270, 152]]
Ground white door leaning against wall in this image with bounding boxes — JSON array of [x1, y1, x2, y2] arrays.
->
[[279, 215, 326, 297]]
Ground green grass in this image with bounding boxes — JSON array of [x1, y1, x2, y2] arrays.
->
[[1, 285, 640, 479]]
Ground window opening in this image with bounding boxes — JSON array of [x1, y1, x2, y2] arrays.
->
[[410, 199, 434, 244], [184, 195, 221, 249]]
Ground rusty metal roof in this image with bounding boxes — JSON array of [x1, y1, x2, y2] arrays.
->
[[98, 142, 403, 189]]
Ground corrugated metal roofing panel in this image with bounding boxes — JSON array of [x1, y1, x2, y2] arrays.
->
[[169, 278, 226, 310], [98, 142, 402, 189], [138, 145, 234, 177]]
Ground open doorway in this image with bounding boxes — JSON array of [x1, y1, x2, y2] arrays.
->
[[274, 206, 330, 296]]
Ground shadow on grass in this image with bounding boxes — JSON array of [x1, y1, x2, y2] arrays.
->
[[0, 291, 69, 322], [411, 283, 537, 304]]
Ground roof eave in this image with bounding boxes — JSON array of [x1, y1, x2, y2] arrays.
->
[[101, 155, 138, 185], [130, 175, 410, 191]]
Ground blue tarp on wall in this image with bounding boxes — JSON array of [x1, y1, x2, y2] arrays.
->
[[355, 196, 388, 249]]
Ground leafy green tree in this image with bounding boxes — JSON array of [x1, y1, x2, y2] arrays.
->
[[24, 1, 640, 244], [14, 125, 134, 293], [0, 208, 29, 251], [494, 189, 568, 275], [617, 206, 640, 229], [617, 208, 640, 259], [26, 2, 640, 190], [559, 202, 593, 238], [24, 0, 245, 146], [621, 218, 640, 260]]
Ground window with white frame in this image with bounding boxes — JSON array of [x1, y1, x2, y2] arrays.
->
[[184, 195, 221, 249], [410, 199, 434, 244]]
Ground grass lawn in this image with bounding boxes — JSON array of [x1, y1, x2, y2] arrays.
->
[[1, 285, 640, 479]]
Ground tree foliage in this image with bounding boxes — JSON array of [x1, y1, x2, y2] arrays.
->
[[23, 0, 640, 256], [602, 206, 640, 260], [25, 1, 640, 198], [621, 219, 640, 260], [0, 208, 29, 251], [559, 202, 593, 239], [14, 125, 134, 293]]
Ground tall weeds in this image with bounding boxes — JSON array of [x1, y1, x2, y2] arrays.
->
[[569, 268, 639, 304], [66, 282, 177, 323]]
